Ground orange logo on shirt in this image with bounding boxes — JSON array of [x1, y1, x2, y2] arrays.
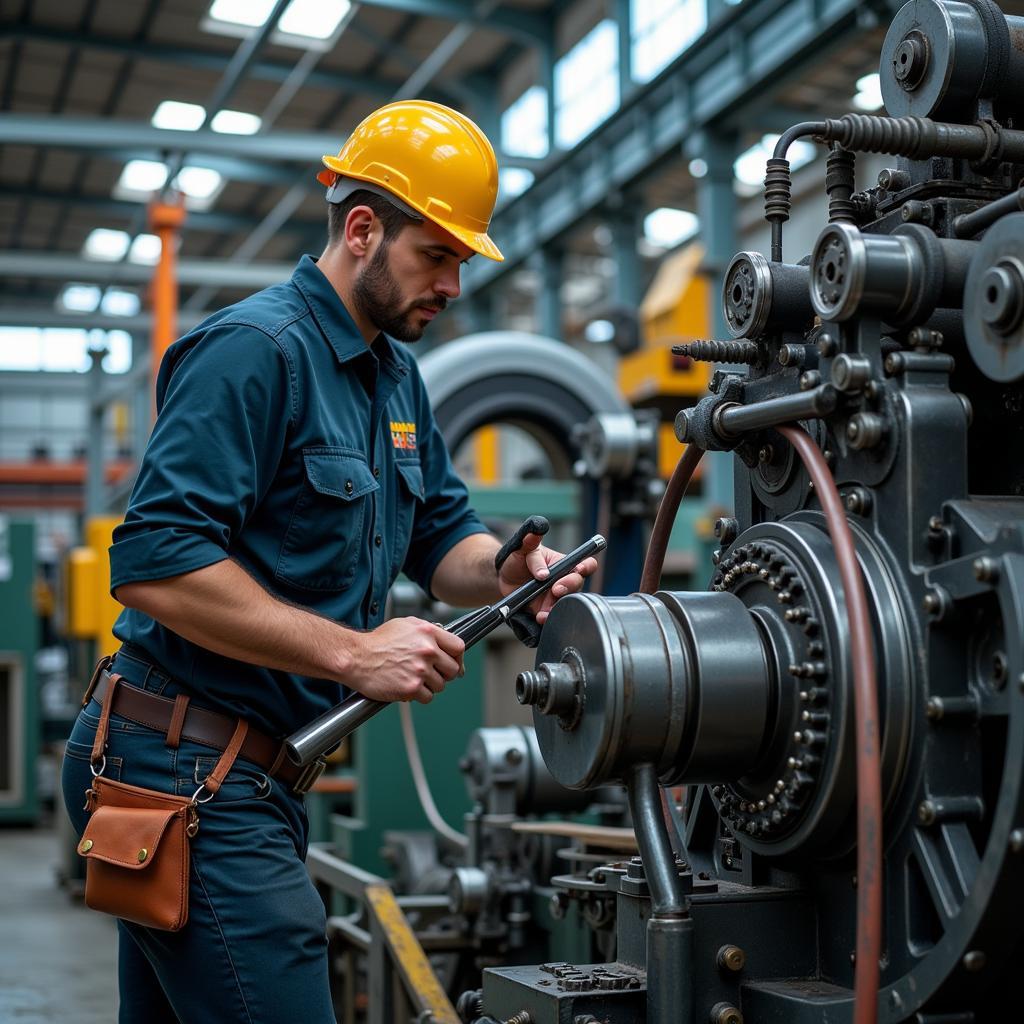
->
[[390, 421, 417, 450]]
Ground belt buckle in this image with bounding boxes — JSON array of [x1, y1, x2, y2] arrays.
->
[[292, 756, 327, 795]]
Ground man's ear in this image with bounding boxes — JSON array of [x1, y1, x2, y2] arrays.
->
[[344, 205, 376, 258]]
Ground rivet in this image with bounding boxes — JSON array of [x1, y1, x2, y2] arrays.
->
[[79, 839, 93, 853], [1009, 829, 1024, 853], [344, 479, 354, 494], [962, 950, 986, 972], [973, 557, 999, 583], [918, 800, 936, 826], [137, 848, 149, 863]]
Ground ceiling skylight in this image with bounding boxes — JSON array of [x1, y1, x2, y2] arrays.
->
[[278, 0, 351, 39], [58, 284, 101, 313], [204, 0, 351, 45], [152, 100, 206, 131], [852, 73, 884, 111], [129, 234, 163, 265], [176, 167, 223, 201], [116, 160, 169, 196], [643, 208, 699, 249], [83, 228, 131, 261], [101, 290, 142, 317], [208, 0, 277, 28], [211, 110, 262, 135]]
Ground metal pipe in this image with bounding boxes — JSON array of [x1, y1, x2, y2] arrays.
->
[[779, 425, 881, 1024], [716, 385, 838, 437], [626, 763, 687, 917], [767, 122, 826, 262], [953, 186, 1024, 239]]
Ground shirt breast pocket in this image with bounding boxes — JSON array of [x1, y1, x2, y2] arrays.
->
[[391, 459, 425, 580], [276, 447, 379, 591]]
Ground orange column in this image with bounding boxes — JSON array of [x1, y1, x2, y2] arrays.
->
[[147, 199, 187, 417]]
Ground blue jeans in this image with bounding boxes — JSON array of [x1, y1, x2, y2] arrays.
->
[[61, 648, 335, 1023]]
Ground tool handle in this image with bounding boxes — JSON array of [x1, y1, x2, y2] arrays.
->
[[284, 532, 606, 766]]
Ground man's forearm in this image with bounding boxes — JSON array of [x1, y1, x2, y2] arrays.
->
[[429, 533, 503, 607], [115, 559, 357, 684]]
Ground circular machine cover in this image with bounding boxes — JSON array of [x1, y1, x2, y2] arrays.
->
[[416, 332, 630, 467]]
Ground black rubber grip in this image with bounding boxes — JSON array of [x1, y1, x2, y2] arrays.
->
[[494, 516, 550, 572], [494, 516, 551, 648]]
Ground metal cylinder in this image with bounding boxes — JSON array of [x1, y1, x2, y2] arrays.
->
[[880, 0, 1024, 122], [528, 592, 772, 790], [646, 914, 694, 1024], [722, 251, 813, 338], [810, 221, 974, 324]]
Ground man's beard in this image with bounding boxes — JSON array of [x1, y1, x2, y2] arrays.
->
[[352, 242, 446, 343]]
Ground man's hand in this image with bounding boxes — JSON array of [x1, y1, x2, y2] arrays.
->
[[346, 617, 465, 704], [497, 532, 598, 625]]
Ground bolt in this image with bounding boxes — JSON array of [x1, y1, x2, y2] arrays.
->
[[800, 370, 821, 390], [844, 487, 872, 515], [714, 517, 739, 544], [505, 746, 524, 765], [877, 167, 909, 191], [711, 1003, 744, 1024], [962, 950, 986, 973], [926, 696, 943, 720], [831, 354, 872, 392], [993, 651, 1009, 689], [973, 556, 1000, 583], [1009, 829, 1024, 853], [918, 800, 937, 825], [817, 332, 838, 357], [847, 412, 885, 450], [778, 343, 805, 367], [922, 589, 947, 618], [908, 326, 943, 351], [758, 444, 775, 464], [717, 944, 746, 972], [901, 199, 933, 225]]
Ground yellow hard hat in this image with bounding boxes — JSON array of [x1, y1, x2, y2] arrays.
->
[[319, 99, 503, 262]]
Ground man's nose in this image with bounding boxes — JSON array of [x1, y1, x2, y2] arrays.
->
[[435, 264, 461, 300]]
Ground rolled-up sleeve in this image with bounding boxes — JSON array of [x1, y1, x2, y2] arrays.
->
[[401, 376, 488, 595], [110, 325, 292, 591]]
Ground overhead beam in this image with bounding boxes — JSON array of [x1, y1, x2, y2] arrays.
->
[[4, 25, 403, 97], [345, 0, 549, 43], [0, 185, 322, 235], [463, 0, 901, 295], [0, 251, 294, 288], [0, 307, 209, 332]]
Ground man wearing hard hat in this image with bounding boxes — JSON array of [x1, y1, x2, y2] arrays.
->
[[61, 101, 596, 1019]]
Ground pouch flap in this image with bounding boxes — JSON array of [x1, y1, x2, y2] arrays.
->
[[395, 459, 425, 501], [303, 449, 379, 501], [79, 804, 183, 871]]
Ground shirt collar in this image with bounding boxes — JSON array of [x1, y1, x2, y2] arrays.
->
[[291, 255, 406, 378]]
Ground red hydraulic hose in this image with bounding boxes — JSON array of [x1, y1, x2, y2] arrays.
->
[[779, 424, 882, 1024], [640, 443, 705, 595]]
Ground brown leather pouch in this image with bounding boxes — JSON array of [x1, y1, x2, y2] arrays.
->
[[77, 674, 247, 932]]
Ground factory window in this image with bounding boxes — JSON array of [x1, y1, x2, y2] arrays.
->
[[0, 329, 132, 374], [501, 86, 549, 160], [555, 20, 619, 149], [632, 0, 707, 83]]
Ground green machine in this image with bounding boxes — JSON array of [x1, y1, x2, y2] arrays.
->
[[0, 516, 40, 824]]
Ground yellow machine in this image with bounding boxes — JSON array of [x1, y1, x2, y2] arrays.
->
[[66, 516, 122, 658], [620, 243, 712, 479]]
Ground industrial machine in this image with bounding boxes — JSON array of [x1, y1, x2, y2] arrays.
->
[[466, 1, 1024, 1021]]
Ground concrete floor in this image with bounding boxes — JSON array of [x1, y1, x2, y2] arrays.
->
[[0, 820, 118, 1022]]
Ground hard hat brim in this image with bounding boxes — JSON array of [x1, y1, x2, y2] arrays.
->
[[320, 159, 504, 262]]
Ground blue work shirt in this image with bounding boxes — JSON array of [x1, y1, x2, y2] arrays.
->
[[109, 255, 488, 738]]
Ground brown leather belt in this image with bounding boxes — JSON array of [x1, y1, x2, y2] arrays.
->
[[85, 666, 326, 795]]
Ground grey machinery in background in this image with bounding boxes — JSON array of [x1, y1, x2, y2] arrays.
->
[[461, 2, 1024, 1022]]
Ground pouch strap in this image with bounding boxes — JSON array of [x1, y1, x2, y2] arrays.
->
[[200, 719, 248, 796], [82, 655, 112, 707], [165, 694, 191, 750], [90, 672, 123, 769]]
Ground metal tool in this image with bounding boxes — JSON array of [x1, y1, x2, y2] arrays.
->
[[284, 533, 607, 767]]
